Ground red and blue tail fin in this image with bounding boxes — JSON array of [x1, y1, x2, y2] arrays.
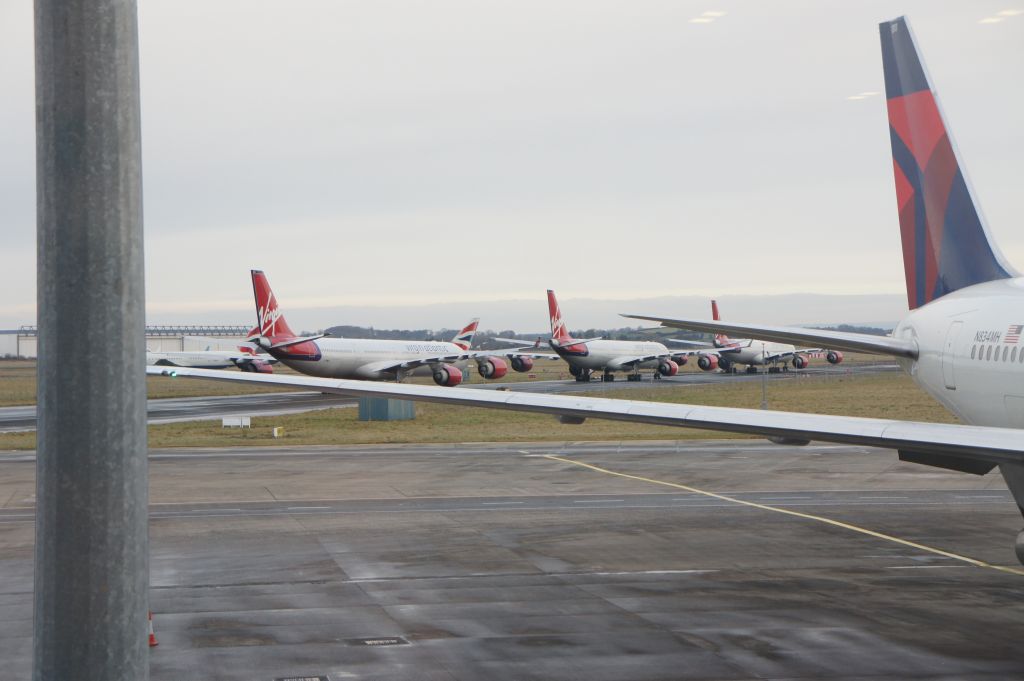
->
[[547, 290, 574, 343], [881, 17, 1016, 310], [451, 318, 479, 350]]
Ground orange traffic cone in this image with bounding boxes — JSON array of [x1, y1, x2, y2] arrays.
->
[[148, 610, 158, 647]]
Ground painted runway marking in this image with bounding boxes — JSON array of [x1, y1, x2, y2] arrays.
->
[[482, 501, 525, 505], [858, 496, 909, 500], [955, 495, 1006, 500], [288, 506, 330, 510], [886, 565, 969, 570], [574, 499, 625, 503], [543, 454, 1024, 578]]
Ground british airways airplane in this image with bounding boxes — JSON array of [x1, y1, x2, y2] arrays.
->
[[151, 18, 1024, 563], [248, 270, 552, 386]]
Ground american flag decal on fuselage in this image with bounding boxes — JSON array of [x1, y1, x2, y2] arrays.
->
[[1006, 325, 1023, 344]]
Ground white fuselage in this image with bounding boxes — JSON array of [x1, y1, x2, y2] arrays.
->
[[272, 338, 467, 380], [710, 339, 797, 366], [552, 339, 669, 373], [891, 277, 1024, 429], [146, 350, 240, 369]]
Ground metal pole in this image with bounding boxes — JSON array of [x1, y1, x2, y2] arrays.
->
[[34, 0, 148, 679]]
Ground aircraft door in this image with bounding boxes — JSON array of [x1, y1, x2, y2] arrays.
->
[[942, 321, 962, 390]]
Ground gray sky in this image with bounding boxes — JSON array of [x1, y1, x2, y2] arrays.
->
[[2, 1, 1022, 330]]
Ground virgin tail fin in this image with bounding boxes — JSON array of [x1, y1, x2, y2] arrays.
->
[[251, 270, 298, 340], [547, 290, 573, 343]]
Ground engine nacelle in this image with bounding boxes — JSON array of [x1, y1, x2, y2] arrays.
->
[[432, 364, 464, 387], [478, 357, 509, 380], [826, 350, 844, 365], [697, 354, 719, 371], [791, 355, 808, 370], [239, 360, 274, 374], [671, 354, 689, 366], [511, 356, 534, 373], [568, 364, 584, 377], [657, 360, 679, 377]]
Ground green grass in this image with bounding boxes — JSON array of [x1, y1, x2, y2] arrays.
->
[[0, 370, 953, 451]]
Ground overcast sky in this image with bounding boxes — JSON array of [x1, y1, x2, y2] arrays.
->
[[1, 1, 1022, 330]]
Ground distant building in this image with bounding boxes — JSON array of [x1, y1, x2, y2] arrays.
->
[[1, 325, 252, 358]]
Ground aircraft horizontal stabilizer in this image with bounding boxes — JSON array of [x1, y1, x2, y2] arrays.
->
[[622, 315, 918, 359]]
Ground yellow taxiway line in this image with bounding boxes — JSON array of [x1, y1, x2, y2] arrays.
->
[[543, 454, 1024, 577]]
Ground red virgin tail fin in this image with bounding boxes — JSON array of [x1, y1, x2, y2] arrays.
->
[[251, 270, 298, 340], [711, 299, 730, 345], [547, 290, 573, 343]]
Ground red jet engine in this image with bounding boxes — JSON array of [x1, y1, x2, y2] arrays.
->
[[432, 364, 464, 387], [478, 357, 509, 380]]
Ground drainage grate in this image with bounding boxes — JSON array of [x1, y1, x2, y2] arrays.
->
[[346, 636, 410, 647]]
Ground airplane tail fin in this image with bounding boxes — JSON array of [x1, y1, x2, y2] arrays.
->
[[451, 318, 479, 350], [547, 290, 574, 343], [881, 16, 1016, 310], [711, 299, 730, 345], [251, 270, 299, 340]]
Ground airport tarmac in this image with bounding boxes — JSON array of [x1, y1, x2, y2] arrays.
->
[[0, 362, 898, 433], [0, 438, 1021, 680]]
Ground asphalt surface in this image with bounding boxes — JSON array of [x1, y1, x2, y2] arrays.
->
[[0, 362, 899, 432], [1, 438, 1021, 680]]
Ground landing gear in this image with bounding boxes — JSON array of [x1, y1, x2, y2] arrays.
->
[[603, 371, 615, 382], [768, 366, 782, 374], [745, 366, 758, 374], [652, 372, 661, 380], [627, 373, 643, 382], [569, 365, 592, 382]]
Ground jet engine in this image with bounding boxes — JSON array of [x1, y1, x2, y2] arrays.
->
[[238, 360, 274, 374], [671, 354, 689, 366], [432, 364, 464, 387], [657, 360, 679, 377], [826, 351, 844, 365], [478, 357, 509, 380], [791, 355, 808, 369], [697, 354, 719, 371], [511, 356, 534, 372]]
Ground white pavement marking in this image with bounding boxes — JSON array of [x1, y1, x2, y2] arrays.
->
[[574, 499, 625, 503], [482, 501, 525, 505]]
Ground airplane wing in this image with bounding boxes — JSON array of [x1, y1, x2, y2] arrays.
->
[[606, 354, 674, 369], [665, 338, 714, 347], [147, 366, 1019, 472], [360, 348, 560, 375], [623, 315, 918, 359]]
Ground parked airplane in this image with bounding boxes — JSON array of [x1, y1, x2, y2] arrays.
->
[[545, 289, 682, 382], [668, 300, 844, 373], [150, 18, 1024, 563], [146, 339, 276, 374], [248, 270, 552, 386]]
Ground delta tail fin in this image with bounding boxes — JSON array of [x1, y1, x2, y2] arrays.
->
[[881, 16, 1016, 310], [547, 290, 574, 343], [451, 318, 480, 350]]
